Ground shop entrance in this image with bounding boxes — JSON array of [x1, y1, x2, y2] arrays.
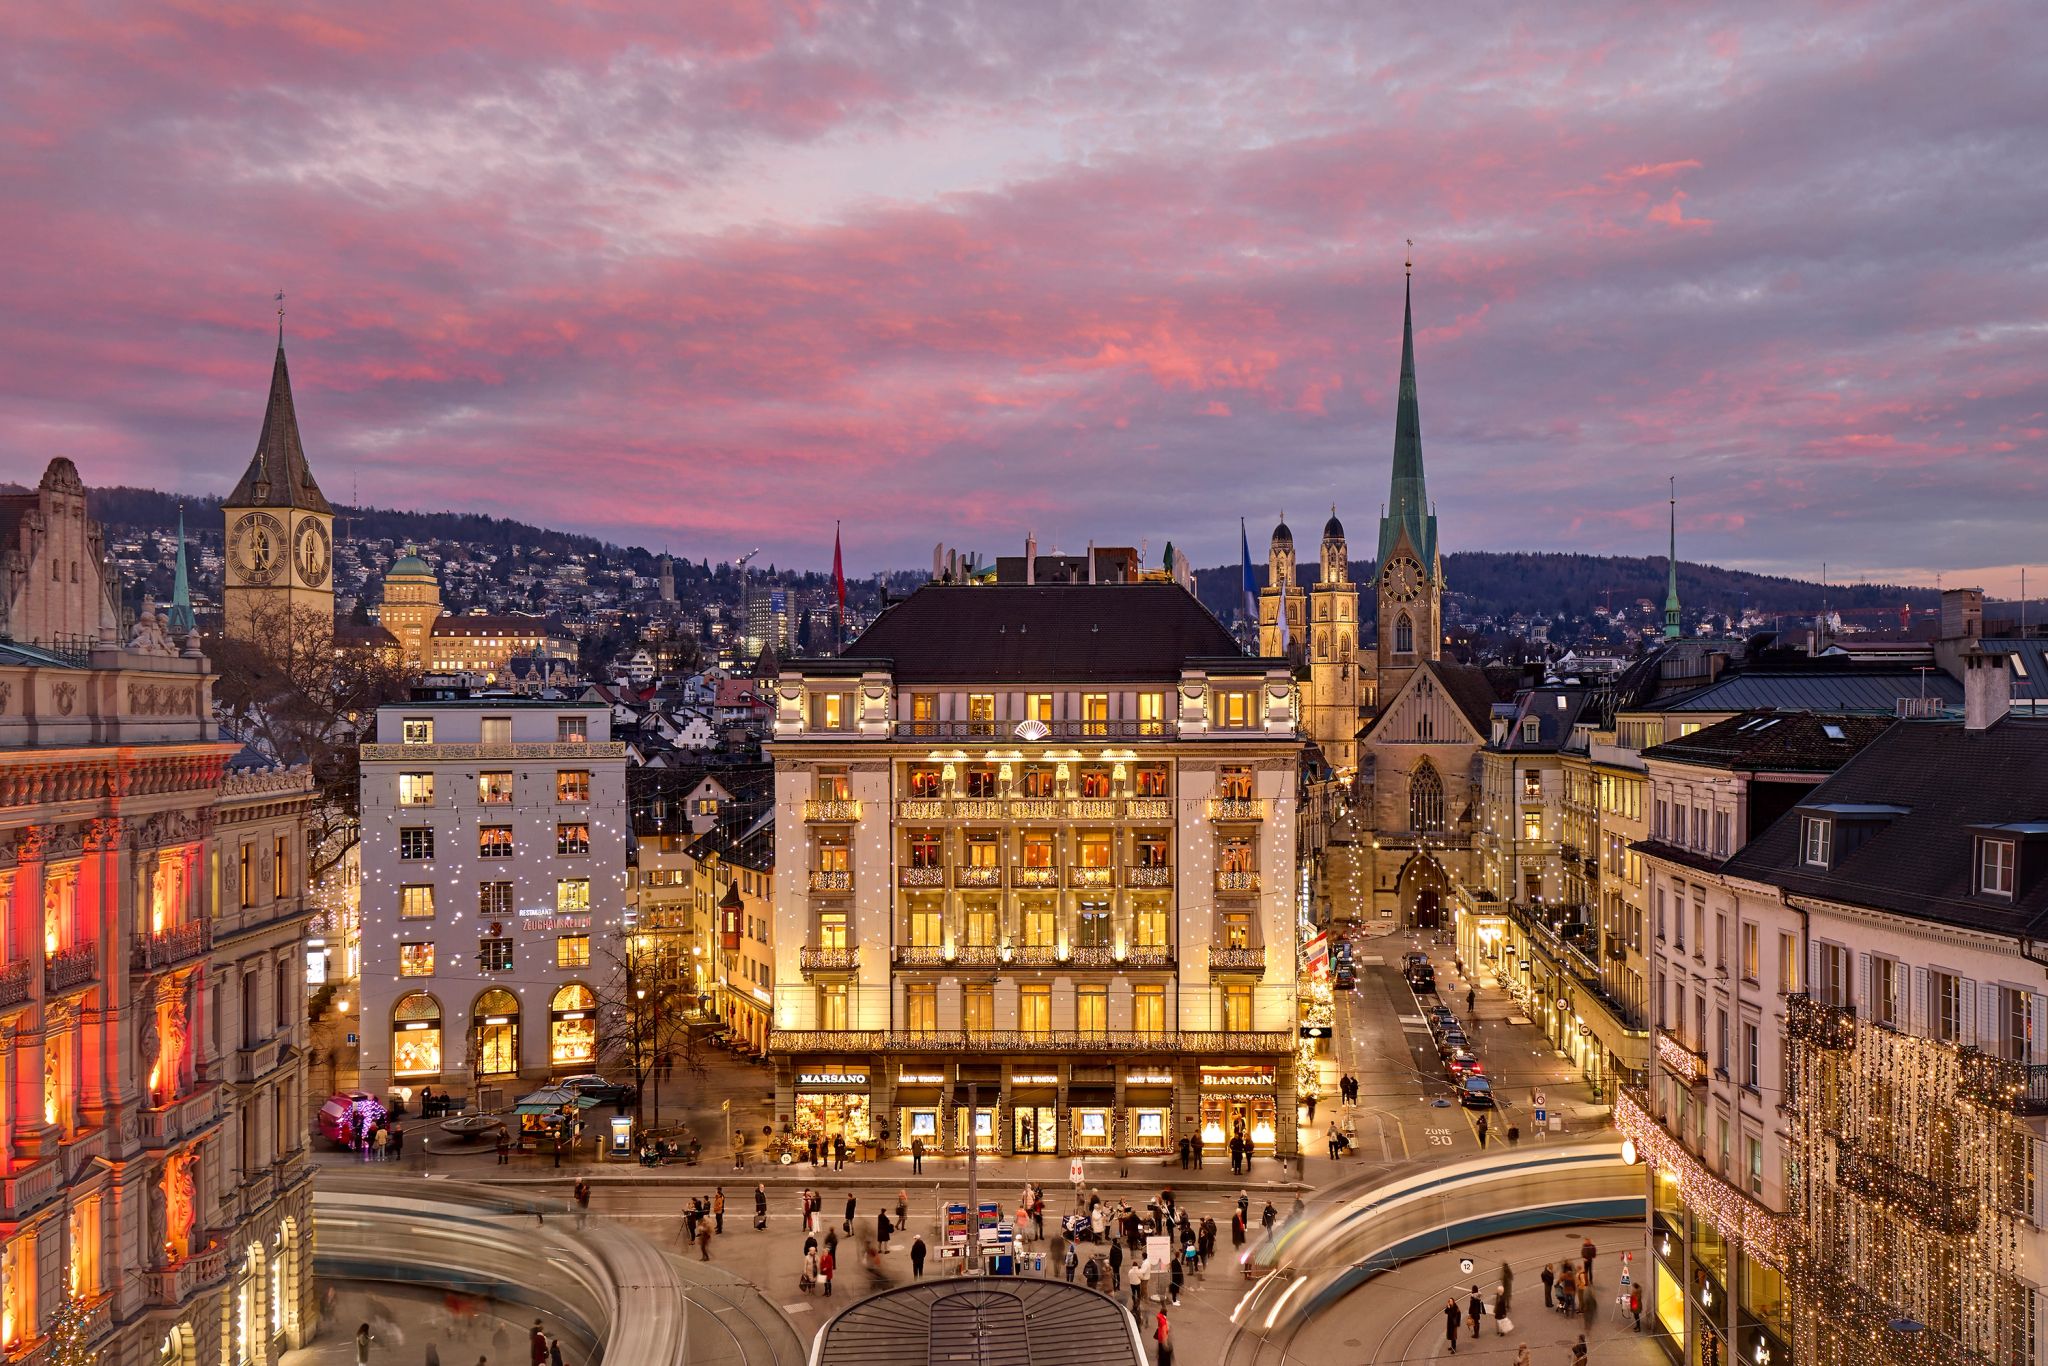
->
[[1200, 1094, 1279, 1151], [795, 1092, 870, 1143], [1012, 1105, 1057, 1154]]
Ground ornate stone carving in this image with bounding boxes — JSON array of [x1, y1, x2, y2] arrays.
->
[[85, 816, 123, 851], [0, 679, 12, 711], [51, 680, 76, 715], [127, 597, 177, 656]]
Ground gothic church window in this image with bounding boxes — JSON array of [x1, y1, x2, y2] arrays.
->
[[1409, 760, 1445, 832], [1395, 613, 1413, 654]]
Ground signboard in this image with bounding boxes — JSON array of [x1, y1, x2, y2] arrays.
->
[[1460, 1258, 1474, 1275], [798, 1071, 869, 1087], [1200, 1066, 1277, 1089], [346, 1033, 358, 1044], [900, 1070, 944, 1084], [978, 1201, 1001, 1232], [1144, 1236, 1172, 1274], [1069, 1157, 1085, 1185], [1303, 931, 1329, 977], [1621, 1252, 1633, 1289], [1013, 1072, 1058, 1085], [1299, 1025, 1333, 1040], [946, 1203, 969, 1243]]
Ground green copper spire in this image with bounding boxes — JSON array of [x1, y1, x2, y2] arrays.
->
[[1377, 269, 1438, 574], [167, 503, 196, 635], [1663, 477, 1681, 640]]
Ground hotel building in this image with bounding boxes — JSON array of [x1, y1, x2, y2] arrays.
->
[[767, 579, 1302, 1160]]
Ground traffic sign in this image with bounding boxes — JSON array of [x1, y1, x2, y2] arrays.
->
[[1459, 1257, 1474, 1275]]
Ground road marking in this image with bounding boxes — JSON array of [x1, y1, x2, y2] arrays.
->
[[1396, 1015, 1426, 1026], [1359, 955, 1387, 966], [783, 1303, 812, 1313], [1424, 1127, 1454, 1148]]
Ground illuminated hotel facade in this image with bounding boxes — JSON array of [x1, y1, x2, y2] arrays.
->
[[767, 579, 1302, 1160], [356, 700, 626, 1097], [1, 459, 316, 1365]]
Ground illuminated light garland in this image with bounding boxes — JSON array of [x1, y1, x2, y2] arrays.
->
[[1613, 1085, 1789, 1268]]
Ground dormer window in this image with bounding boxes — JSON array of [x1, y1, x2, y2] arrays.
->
[[1521, 718, 1540, 745], [1979, 837, 2016, 898], [809, 691, 852, 731], [1802, 817, 1832, 869]]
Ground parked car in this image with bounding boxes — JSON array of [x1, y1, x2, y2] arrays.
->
[[1459, 1076, 1496, 1108], [1403, 954, 1436, 992], [1447, 1050, 1482, 1079], [558, 1073, 637, 1106]]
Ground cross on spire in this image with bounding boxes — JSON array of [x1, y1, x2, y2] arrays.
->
[[275, 289, 286, 344]]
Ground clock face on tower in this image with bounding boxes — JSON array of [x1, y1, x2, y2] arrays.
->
[[293, 518, 332, 588], [229, 512, 286, 585], [1383, 554, 1424, 603]]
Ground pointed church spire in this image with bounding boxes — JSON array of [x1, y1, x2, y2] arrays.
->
[[1664, 476, 1682, 640], [229, 340, 332, 514], [1377, 264, 1437, 574], [166, 503, 196, 635]]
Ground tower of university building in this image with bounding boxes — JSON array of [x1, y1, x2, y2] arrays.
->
[[222, 340, 334, 644]]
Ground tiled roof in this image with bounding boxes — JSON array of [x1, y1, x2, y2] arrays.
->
[[1725, 715, 2048, 936], [1657, 670, 1961, 714], [1430, 659, 1507, 733], [838, 583, 1244, 683], [1498, 687, 1598, 752], [1641, 711, 1893, 772]]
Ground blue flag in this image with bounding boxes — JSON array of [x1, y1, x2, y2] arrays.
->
[[1239, 519, 1257, 627]]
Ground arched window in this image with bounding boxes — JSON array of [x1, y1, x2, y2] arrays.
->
[[1409, 760, 1445, 833], [550, 984, 597, 1068], [474, 988, 520, 1076], [391, 993, 443, 1079], [1394, 613, 1414, 654], [1338, 633, 1351, 661]]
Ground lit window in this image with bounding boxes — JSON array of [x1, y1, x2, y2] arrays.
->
[[478, 826, 514, 859], [399, 828, 434, 861], [1082, 694, 1109, 736], [556, 935, 590, 968], [558, 716, 588, 743], [1137, 692, 1165, 736], [398, 773, 435, 806], [967, 694, 996, 736], [1801, 818, 1831, 868], [479, 717, 512, 746], [399, 885, 435, 919], [557, 770, 590, 802], [557, 823, 590, 857], [398, 942, 435, 977], [1133, 984, 1165, 1034], [1019, 985, 1051, 1035], [1025, 693, 1054, 723], [1522, 811, 1542, 842], [1213, 689, 1257, 729], [1981, 837, 2016, 897], [557, 879, 591, 913], [478, 771, 513, 804], [402, 718, 433, 745]]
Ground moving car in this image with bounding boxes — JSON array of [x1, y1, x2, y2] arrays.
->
[[1403, 954, 1436, 992], [1459, 1076, 1496, 1108], [557, 1074, 637, 1107], [1447, 1050, 1482, 1079]]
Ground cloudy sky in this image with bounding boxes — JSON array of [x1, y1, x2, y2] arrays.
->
[[3, 2, 2043, 589]]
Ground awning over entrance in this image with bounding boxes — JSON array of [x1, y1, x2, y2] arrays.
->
[[1123, 1087, 1173, 1105], [895, 1087, 942, 1106], [1068, 1087, 1115, 1106]]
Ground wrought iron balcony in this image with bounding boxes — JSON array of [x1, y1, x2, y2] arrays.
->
[[1069, 799, 1118, 820], [892, 945, 953, 968], [769, 1027, 1294, 1054], [1207, 798, 1266, 822], [807, 870, 852, 893], [1785, 994, 1856, 1052], [1216, 871, 1261, 894], [802, 799, 863, 822], [1835, 1143, 1977, 1234], [898, 865, 946, 887], [1124, 798, 1173, 820], [1125, 865, 1173, 888], [799, 946, 860, 976], [1067, 866, 1114, 888], [1210, 946, 1267, 974], [131, 920, 212, 973], [1007, 798, 1063, 819], [897, 799, 947, 820], [0, 958, 31, 1009], [45, 942, 99, 994], [1956, 1046, 2048, 1116], [1655, 1030, 1709, 1087], [951, 799, 1005, 820], [892, 719, 1176, 742], [955, 867, 1002, 888], [1010, 867, 1060, 889]]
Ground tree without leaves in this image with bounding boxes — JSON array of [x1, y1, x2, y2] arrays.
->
[[588, 936, 705, 1133]]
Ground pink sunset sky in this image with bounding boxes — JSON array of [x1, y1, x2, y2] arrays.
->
[[2, 1, 2043, 588]]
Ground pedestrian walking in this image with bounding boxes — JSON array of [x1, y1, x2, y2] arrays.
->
[[1466, 986, 1476, 1013], [1168, 1251, 1183, 1304], [1493, 1284, 1509, 1335], [1109, 1238, 1124, 1283], [496, 1132, 510, 1165], [1084, 1255, 1101, 1293], [755, 1184, 768, 1230], [392, 1122, 405, 1160], [1579, 1267, 1596, 1324], [355, 1324, 374, 1365], [1571, 1333, 1588, 1364], [1305, 1092, 1317, 1123], [1065, 1242, 1079, 1282], [1230, 1211, 1245, 1248], [1326, 1122, 1340, 1160], [1581, 1237, 1597, 1282], [1178, 1136, 1190, 1170], [426, 1345, 441, 1366], [819, 1247, 834, 1297], [1155, 1308, 1172, 1366], [897, 1188, 909, 1229], [1507, 1124, 1520, 1147], [1443, 1300, 1461, 1355], [802, 1248, 818, 1294], [1467, 1285, 1484, 1336], [713, 1188, 725, 1234], [1127, 1259, 1145, 1312], [374, 1126, 391, 1162], [697, 1222, 712, 1261], [1191, 1133, 1203, 1168], [1629, 1283, 1643, 1330], [1260, 1201, 1275, 1234], [910, 1234, 927, 1278], [843, 1193, 856, 1233], [530, 1320, 547, 1366], [1514, 1346, 1532, 1366], [1476, 1114, 1489, 1148], [878, 1210, 893, 1246], [1541, 1263, 1555, 1309], [911, 1135, 925, 1172], [1236, 1190, 1249, 1225]]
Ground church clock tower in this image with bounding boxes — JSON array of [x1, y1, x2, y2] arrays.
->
[[223, 339, 334, 644], [1373, 270, 1441, 704]]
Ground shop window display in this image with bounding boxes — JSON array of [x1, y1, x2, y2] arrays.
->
[[475, 988, 519, 1076], [392, 993, 442, 1078], [550, 983, 596, 1066]]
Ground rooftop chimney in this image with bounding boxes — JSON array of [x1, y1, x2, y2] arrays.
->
[[1963, 648, 2011, 731], [1942, 587, 1985, 645], [1086, 540, 1097, 585], [1025, 532, 1037, 586]]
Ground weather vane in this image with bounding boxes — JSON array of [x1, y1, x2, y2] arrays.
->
[[1405, 238, 1413, 275], [275, 288, 286, 342]]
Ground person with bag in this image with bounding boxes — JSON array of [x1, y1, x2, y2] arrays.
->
[[801, 1247, 817, 1294], [818, 1247, 834, 1297], [1493, 1284, 1511, 1335]]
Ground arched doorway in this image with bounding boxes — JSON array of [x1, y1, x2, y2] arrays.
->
[[391, 993, 443, 1082], [1396, 854, 1454, 931], [474, 989, 520, 1078], [549, 984, 596, 1070], [275, 1217, 303, 1350]]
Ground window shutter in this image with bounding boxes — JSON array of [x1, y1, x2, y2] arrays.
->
[[2031, 992, 2047, 1066], [1962, 980, 1980, 1048], [1912, 966, 1930, 1035], [1856, 952, 1870, 1016]]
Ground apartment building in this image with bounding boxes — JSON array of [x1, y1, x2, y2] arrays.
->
[[1, 458, 316, 1365], [768, 582, 1302, 1160], [357, 699, 626, 1097], [684, 809, 774, 1053]]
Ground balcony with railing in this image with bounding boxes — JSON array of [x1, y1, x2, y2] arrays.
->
[[1656, 1030, 1709, 1087], [236, 1035, 288, 1085], [1067, 866, 1114, 889], [1125, 864, 1173, 888], [955, 866, 1003, 888], [898, 865, 947, 887], [1215, 870, 1261, 895], [141, 1241, 230, 1308], [770, 1027, 1293, 1054], [1010, 866, 1060, 889], [1835, 1142, 1978, 1234], [138, 1084, 221, 1149], [1207, 798, 1266, 822], [892, 719, 1174, 742], [0, 957, 31, 1009], [803, 799, 864, 822], [131, 920, 212, 973], [1956, 1046, 2048, 1116], [799, 945, 860, 976], [1785, 994, 1856, 1052], [1125, 798, 1173, 820], [45, 941, 98, 994], [1007, 798, 1064, 820], [1209, 946, 1266, 974], [808, 870, 853, 894]]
